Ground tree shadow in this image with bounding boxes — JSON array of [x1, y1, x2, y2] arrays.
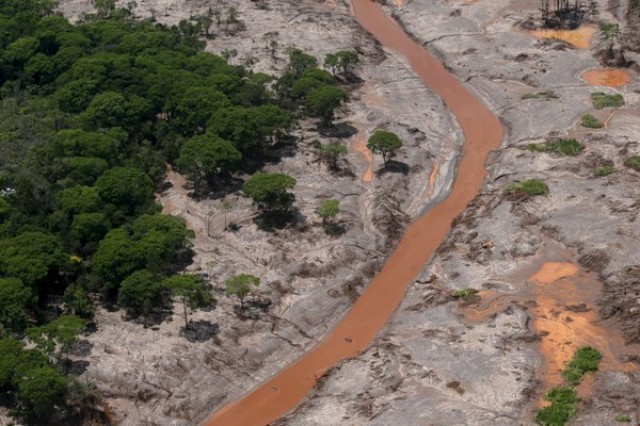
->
[[265, 134, 300, 163], [254, 208, 302, 232], [180, 320, 219, 343], [64, 359, 90, 376], [186, 176, 245, 201], [323, 222, 346, 237], [69, 339, 93, 357], [375, 160, 410, 176], [233, 295, 272, 320], [318, 121, 358, 139]]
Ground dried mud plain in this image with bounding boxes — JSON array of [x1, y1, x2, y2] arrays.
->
[[49, 0, 640, 425]]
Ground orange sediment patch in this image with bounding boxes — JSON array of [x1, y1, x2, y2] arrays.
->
[[395, 0, 403, 7], [529, 26, 596, 49], [427, 162, 440, 197], [529, 263, 637, 393], [580, 68, 630, 87], [352, 132, 373, 183], [202, 0, 504, 424]]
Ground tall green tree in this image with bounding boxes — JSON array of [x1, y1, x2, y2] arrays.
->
[[117, 269, 166, 327], [163, 275, 212, 328], [367, 130, 403, 166], [243, 172, 296, 214], [225, 274, 259, 310], [95, 167, 155, 215], [176, 133, 241, 191], [305, 85, 346, 126], [0, 278, 35, 335], [27, 315, 85, 363]]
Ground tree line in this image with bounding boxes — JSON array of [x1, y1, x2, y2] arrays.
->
[[0, 0, 359, 422]]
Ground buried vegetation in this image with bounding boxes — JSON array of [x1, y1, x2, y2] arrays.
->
[[591, 92, 624, 109], [536, 346, 602, 426], [527, 139, 584, 156], [580, 114, 603, 128], [506, 179, 549, 198]]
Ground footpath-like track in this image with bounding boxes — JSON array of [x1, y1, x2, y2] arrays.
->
[[202, 1, 503, 424]]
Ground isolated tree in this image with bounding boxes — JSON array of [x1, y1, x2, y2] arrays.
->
[[319, 142, 348, 169], [317, 198, 339, 225], [268, 39, 278, 63], [243, 172, 296, 214], [0, 278, 35, 335], [305, 86, 347, 126], [225, 274, 259, 310], [117, 270, 166, 327], [92, 0, 116, 18], [163, 275, 212, 328], [599, 22, 621, 58], [26, 315, 85, 363], [221, 200, 232, 229], [367, 130, 403, 166]]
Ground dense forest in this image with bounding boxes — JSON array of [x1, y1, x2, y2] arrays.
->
[[0, 0, 354, 423]]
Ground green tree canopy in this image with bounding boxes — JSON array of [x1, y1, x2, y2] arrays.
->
[[16, 365, 67, 421], [242, 172, 296, 213], [176, 133, 241, 190], [26, 315, 85, 361], [305, 85, 346, 126], [319, 142, 347, 169], [317, 198, 340, 224], [163, 274, 212, 328], [0, 231, 65, 288], [95, 166, 155, 215], [117, 269, 166, 326], [225, 273, 259, 309], [367, 130, 403, 165], [0, 278, 36, 335]]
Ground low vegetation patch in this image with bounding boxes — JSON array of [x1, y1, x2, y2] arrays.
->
[[615, 415, 632, 423], [561, 346, 602, 385], [506, 179, 549, 198], [623, 156, 640, 171], [594, 165, 615, 177], [580, 114, 603, 128], [527, 139, 584, 156], [535, 386, 579, 426], [522, 90, 559, 100], [591, 92, 624, 109]]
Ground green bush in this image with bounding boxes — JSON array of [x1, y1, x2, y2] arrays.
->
[[580, 114, 603, 128], [522, 90, 559, 100], [594, 165, 615, 177], [507, 179, 549, 196], [615, 415, 632, 423], [624, 156, 640, 171], [527, 139, 584, 156], [591, 92, 624, 109], [561, 346, 602, 385], [452, 288, 476, 299], [535, 386, 579, 426]]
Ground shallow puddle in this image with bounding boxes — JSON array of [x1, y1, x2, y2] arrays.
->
[[529, 26, 595, 49], [581, 68, 630, 87]]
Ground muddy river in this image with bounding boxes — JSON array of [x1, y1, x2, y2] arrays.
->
[[201, 1, 503, 424]]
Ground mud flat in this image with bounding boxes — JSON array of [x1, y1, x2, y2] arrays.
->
[[279, 0, 640, 424], [54, 0, 467, 424], [203, 0, 503, 423]]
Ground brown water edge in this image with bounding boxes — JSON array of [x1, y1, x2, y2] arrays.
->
[[201, 1, 503, 424], [581, 68, 631, 87], [529, 26, 595, 49], [351, 129, 373, 183]]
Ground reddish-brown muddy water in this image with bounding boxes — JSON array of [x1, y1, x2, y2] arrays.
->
[[202, 1, 503, 424]]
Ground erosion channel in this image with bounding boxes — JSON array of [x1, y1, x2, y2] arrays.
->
[[203, 1, 503, 424]]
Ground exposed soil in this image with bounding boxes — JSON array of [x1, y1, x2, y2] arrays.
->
[[581, 68, 631, 86], [529, 26, 596, 48]]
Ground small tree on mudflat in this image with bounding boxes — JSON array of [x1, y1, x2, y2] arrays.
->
[[367, 130, 403, 166], [599, 22, 621, 58], [225, 274, 259, 310], [163, 275, 213, 329], [243, 172, 296, 214], [319, 142, 347, 170], [317, 198, 340, 225]]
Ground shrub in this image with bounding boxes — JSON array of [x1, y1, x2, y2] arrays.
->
[[580, 114, 603, 128], [452, 288, 477, 299], [615, 415, 632, 423], [522, 91, 559, 100], [591, 92, 624, 109], [527, 139, 584, 156], [594, 165, 615, 177], [535, 386, 579, 426], [506, 179, 549, 197], [561, 346, 602, 385], [623, 156, 640, 172]]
